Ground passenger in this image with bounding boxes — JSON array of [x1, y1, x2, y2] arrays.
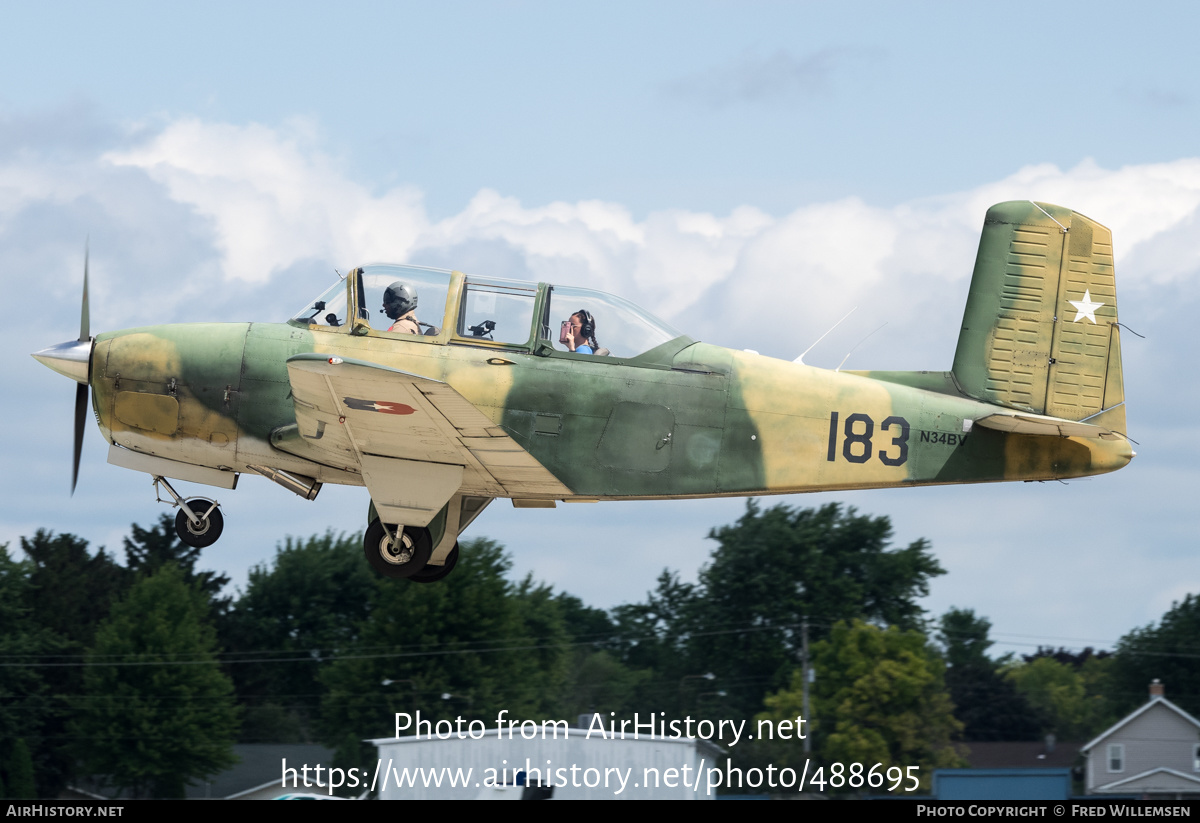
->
[[562, 310, 599, 354], [382, 281, 420, 334]]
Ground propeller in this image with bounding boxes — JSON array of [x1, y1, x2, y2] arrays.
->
[[31, 243, 97, 494], [72, 245, 90, 494]]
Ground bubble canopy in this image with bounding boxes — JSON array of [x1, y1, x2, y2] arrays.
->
[[291, 264, 685, 359], [543, 284, 682, 359]]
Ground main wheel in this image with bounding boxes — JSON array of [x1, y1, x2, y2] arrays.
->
[[175, 500, 224, 548], [409, 543, 459, 584], [364, 520, 432, 579]]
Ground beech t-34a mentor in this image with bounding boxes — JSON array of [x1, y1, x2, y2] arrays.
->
[[33, 201, 1133, 582]]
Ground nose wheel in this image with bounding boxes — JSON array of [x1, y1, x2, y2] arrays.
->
[[174, 501, 224, 548], [364, 519, 432, 579], [153, 476, 225, 548]]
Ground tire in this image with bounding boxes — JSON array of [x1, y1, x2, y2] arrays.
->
[[364, 520, 432, 579], [174, 501, 224, 548], [408, 543, 459, 584]]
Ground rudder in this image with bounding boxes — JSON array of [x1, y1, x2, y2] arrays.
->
[[952, 201, 1124, 423]]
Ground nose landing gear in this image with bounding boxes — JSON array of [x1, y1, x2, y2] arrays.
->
[[153, 476, 225, 548]]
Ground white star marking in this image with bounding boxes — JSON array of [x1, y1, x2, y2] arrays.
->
[[1068, 289, 1104, 324]]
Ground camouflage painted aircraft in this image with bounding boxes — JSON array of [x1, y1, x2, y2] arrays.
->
[[32, 201, 1133, 582]]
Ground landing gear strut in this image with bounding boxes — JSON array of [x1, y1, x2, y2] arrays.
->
[[364, 520, 432, 579], [154, 476, 225, 548]]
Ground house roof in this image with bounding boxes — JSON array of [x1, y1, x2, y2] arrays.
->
[[963, 741, 1082, 769], [1081, 696, 1200, 753], [68, 744, 337, 800], [1094, 767, 1200, 794]]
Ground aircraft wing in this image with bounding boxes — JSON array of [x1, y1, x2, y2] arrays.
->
[[974, 410, 1125, 440], [283, 353, 571, 525]]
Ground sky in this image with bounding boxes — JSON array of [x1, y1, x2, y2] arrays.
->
[[4, 1, 1199, 659]]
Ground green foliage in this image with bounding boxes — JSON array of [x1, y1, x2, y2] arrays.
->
[[318, 538, 570, 759], [1005, 655, 1117, 741], [0, 549, 48, 769], [1110, 594, 1200, 717], [762, 620, 964, 790], [222, 531, 374, 741], [614, 501, 946, 719], [0, 542, 74, 797], [18, 531, 132, 795], [937, 608, 1041, 741], [550, 590, 648, 717], [5, 739, 35, 799], [20, 530, 127, 649], [72, 565, 239, 798], [558, 650, 652, 718], [123, 514, 231, 614], [939, 607, 994, 669], [609, 569, 700, 711]]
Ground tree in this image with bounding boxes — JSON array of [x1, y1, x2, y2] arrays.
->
[[937, 607, 1042, 741], [609, 569, 702, 711], [1022, 646, 1110, 668], [686, 501, 945, 718], [124, 514, 231, 614], [20, 530, 128, 649], [72, 565, 239, 798], [0, 545, 65, 797], [761, 620, 964, 790], [1005, 655, 1117, 741], [318, 538, 570, 760], [4, 740, 35, 799], [222, 531, 374, 741], [556, 593, 650, 718], [1109, 594, 1200, 717]]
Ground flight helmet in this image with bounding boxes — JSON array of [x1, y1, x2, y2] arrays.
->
[[382, 281, 418, 320]]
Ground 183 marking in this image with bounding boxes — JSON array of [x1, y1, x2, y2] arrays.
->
[[826, 412, 910, 466]]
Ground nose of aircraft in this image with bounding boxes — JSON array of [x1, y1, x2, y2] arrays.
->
[[32, 339, 93, 384], [31, 337, 94, 494]]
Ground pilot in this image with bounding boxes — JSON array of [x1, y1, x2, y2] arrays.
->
[[563, 310, 599, 354], [382, 281, 420, 334]]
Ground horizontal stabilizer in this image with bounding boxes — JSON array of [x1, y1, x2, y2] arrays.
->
[[974, 409, 1126, 440]]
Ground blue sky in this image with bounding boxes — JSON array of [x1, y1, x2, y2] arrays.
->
[[4, 1, 1200, 658]]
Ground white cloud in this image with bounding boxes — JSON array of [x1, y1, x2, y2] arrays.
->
[[86, 121, 1200, 365], [106, 118, 429, 283], [5, 115, 1198, 377], [7, 113, 1200, 650]]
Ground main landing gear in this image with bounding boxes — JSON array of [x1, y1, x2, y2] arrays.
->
[[363, 520, 460, 583], [363, 495, 488, 583], [364, 520, 431, 579], [153, 476, 225, 548]]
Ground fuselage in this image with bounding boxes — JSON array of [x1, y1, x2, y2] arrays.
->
[[88, 318, 1133, 502], [35, 204, 1135, 570]]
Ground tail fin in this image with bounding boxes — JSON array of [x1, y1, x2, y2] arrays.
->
[[952, 201, 1125, 425]]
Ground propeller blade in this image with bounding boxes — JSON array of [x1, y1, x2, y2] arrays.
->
[[79, 241, 90, 343], [72, 382, 87, 495], [73, 242, 91, 493]]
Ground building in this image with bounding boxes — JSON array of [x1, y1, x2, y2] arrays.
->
[[1080, 679, 1200, 798], [372, 716, 723, 800]]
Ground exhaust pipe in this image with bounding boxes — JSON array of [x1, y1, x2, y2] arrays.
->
[[246, 465, 323, 500]]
